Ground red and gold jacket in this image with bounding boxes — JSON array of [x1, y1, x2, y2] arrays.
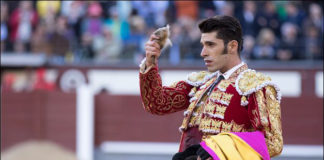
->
[[139, 63, 283, 157]]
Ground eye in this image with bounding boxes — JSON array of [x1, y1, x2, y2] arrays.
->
[[206, 42, 215, 47]]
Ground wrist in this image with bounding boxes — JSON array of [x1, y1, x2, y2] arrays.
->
[[145, 57, 157, 68]]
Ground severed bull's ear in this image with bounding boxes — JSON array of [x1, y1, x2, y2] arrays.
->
[[152, 24, 172, 50]]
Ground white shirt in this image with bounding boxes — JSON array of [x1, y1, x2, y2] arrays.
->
[[219, 62, 245, 80]]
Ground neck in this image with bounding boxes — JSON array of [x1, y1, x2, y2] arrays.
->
[[220, 58, 242, 74]]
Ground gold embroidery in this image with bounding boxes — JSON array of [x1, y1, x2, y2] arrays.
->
[[187, 102, 196, 111], [237, 70, 272, 94], [140, 69, 189, 115], [251, 109, 261, 127], [217, 80, 231, 91], [256, 90, 269, 127], [168, 81, 178, 88], [216, 105, 226, 116], [199, 118, 246, 134], [232, 121, 246, 132], [188, 87, 197, 97], [210, 91, 222, 101], [221, 93, 233, 104], [187, 71, 209, 82], [221, 121, 233, 132], [204, 103, 215, 113], [209, 91, 233, 105], [191, 105, 203, 127], [203, 102, 227, 119], [228, 64, 248, 82], [264, 86, 283, 157], [241, 96, 248, 106], [202, 135, 211, 141], [210, 120, 221, 130], [189, 116, 197, 126], [204, 78, 214, 87], [195, 89, 205, 98]]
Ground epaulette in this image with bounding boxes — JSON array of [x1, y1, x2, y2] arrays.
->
[[185, 71, 218, 87], [235, 69, 281, 103]]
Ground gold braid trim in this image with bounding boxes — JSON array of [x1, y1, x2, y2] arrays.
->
[[185, 71, 218, 87], [236, 69, 282, 106], [236, 69, 272, 96], [255, 86, 283, 157]]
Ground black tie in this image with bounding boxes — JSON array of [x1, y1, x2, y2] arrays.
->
[[207, 75, 224, 96]]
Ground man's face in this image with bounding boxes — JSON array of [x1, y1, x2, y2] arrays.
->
[[200, 31, 229, 73]]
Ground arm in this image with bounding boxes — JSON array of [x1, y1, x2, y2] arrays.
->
[[140, 64, 192, 115], [248, 85, 283, 157], [139, 33, 192, 115]]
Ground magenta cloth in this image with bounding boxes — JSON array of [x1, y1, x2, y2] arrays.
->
[[231, 131, 270, 160], [200, 141, 220, 160]]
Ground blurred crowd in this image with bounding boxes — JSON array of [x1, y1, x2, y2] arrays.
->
[[1, 1, 323, 65]]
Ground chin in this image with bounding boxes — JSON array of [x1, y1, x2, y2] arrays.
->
[[207, 67, 218, 73]]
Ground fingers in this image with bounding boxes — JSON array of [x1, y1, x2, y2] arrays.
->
[[145, 40, 161, 58], [149, 34, 160, 41], [145, 40, 160, 50], [145, 34, 161, 66]]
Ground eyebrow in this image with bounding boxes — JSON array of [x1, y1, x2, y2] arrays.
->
[[200, 41, 216, 45]]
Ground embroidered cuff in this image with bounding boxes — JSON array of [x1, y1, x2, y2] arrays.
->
[[139, 57, 156, 74]]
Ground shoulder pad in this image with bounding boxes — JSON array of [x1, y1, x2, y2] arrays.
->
[[235, 69, 279, 97], [185, 71, 218, 87]]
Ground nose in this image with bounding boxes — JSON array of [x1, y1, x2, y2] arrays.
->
[[200, 47, 208, 57]]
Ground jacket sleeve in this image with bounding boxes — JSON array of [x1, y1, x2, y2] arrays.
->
[[139, 66, 193, 115], [248, 85, 283, 157]]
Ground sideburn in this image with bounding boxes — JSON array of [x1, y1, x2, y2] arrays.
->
[[221, 44, 228, 55]]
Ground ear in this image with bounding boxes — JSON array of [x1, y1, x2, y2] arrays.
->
[[228, 40, 238, 54]]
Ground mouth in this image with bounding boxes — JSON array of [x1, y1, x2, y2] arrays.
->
[[204, 59, 212, 66]]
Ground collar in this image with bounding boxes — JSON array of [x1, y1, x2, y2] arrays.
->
[[220, 62, 245, 80]]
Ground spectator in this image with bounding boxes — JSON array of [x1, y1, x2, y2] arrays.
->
[[178, 17, 201, 61], [283, 2, 305, 27], [277, 22, 303, 60], [131, 1, 156, 28], [81, 1, 104, 37], [61, 1, 87, 43], [36, 1, 60, 36], [93, 26, 122, 63], [304, 25, 323, 60], [164, 1, 177, 24], [123, 9, 146, 59], [47, 16, 71, 64], [306, 3, 323, 32], [2, 1, 322, 64], [241, 35, 256, 60], [30, 22, 50, 54], [198, 1, 216, 19], [104, 6, 130, 42], [256, 2, 281, 36], [9, 1, 38, 53], [114, 1, 132, 21], [213, 1, 226, 15], [149, 1, 169, 27], [252, 28, 278, 60], [1, 1, 9, 52], [36, 1, 61, 20], [237, 1, 259, 37], [219, 1, 235, 16], [302, 3, 323, 60], [78, 32, 95, 60], [168, 22, 183, 65], [77, 1, 104, 61]]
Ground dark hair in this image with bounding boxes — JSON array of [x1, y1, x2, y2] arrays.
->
[[198, 15, 243, 53]]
